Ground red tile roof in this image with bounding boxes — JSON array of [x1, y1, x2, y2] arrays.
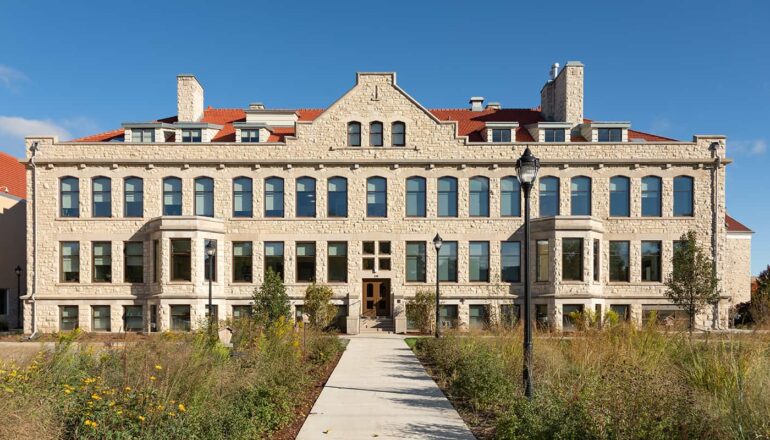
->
[[726, 214, 752, 233], [0, 151, 26, 199]]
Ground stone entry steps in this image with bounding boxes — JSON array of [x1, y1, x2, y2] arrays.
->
[[360, 317, 395, 333]]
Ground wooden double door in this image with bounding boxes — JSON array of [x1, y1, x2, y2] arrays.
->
[[362, 279, 391, 318]]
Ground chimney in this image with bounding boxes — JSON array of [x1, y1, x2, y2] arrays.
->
[[469, 96, 485, 112], [486, 102, 501, 110], [540, 61, 584, 126], [177, 74, 204, 122], [248, 102, 265, 110]]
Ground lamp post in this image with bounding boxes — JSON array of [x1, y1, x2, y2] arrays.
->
[[14, 266, 21, 329], [433, 233, 443, 338], [516, 147, 540, 400], [205, 241, 216, 331]]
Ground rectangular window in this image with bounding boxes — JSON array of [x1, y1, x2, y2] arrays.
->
[[406, 178, 426, 217], [405, 241, 426, 282], [439, 304, 458, 329], [60, 305, 79, 331], [240, 129, 259, 143], [438, 241, 458, 282], [562, 238, 583, 281], [598, 128, 622, 142], [469, 241, 490, 282], [182, 128, 202, 142], [204, 239, 217, 282], [562, 304, 584, 331], [296, 242, 316, 282], [469, 305, 488, 330], [91, 305, 111, 332], [500, 304, 521, 327], [536, 304, 549, 329], [610, 304, 629, 321], [170, 305, 191, 331], [124, 242, 144, 283], [609, 177, 630, 217], [265, 242, 285, 280], [491, 129, 511, 142], [232, 305, 252, 319], [170, 239, 192, 281], [92, 242, 112, 283], [205, 304, 218, 320], [60, 177, 80, 218], [132, 128, 154, 143], [92, 178, 112, 218], [233, 178, 253, 217], [609, 241, 630, 282], [593, 239, 600, 282], [61, 242, 80, 283], [641, 241, 662, 282], [124, 305, 143, 331], [437, 178, 458, 217], [328, 242, 348, 282], [379, 258, 391, 271], [124, 178, 143, 217], [501, 241, 521, 283], [153, 240, 160, 283], [150, 305, 158, 332], [544, 128, 566, 142], [233, 242, 253, 282], [536, 240, 549, 282]]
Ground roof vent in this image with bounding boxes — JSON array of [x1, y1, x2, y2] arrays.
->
[[469, 96, 485, 112], [486, 102, 501, 110], [550, 63, 559, 81], [249, 102, 265, 110]]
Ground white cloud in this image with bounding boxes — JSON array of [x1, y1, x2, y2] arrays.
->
[[731, 139, 767, 156], [0, 116, 73, 150], [0, 65, 29, 91]]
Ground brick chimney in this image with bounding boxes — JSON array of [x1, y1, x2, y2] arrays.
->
[[540, 61, 583, 126], [177, 74, 204, 122]]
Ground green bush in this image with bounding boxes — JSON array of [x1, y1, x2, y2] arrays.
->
[[252, 268, 291, 327], [406, 290, 435, 334], [303, 283, 337, 329]]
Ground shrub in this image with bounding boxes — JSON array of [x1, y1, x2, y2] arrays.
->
[[406, 290, 435, 334], [252, 268, 291, 326], [303, 283, 337, 329]]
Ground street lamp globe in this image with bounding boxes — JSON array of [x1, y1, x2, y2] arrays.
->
[[15, 265, 22, 277], [432, 233, 443, 251], [205, 241, 216, 257], [516, 147, 540, 186]]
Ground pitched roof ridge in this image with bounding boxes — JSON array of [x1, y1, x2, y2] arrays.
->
[[70, 128, 125, 142]]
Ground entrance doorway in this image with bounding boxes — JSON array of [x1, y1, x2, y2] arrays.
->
[[362, 279, 390, 318]]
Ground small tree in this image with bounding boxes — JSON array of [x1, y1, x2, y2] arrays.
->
[[252, 269, 291, 326], [405, 290, 436, 334], [749, 265, 770, 326], [664, 231, 719, 335], [304, 283, 337, 329]]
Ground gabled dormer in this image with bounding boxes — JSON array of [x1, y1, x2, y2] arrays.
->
[[483, 122, 519, 143], [525, 122, 572, 143], [580, 121, 630, 143], [121, 122, 176, 143]]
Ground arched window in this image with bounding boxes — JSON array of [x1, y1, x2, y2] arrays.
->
[[406, 176, 426, 217], [162, 177, 182, 216], [264, 177, 285, 218], [124, 177, 143, 217], [501, 176, 521, 217], [392, 122, 406, 147], [92, 176, 112, 218], [469, 176, 490, 217], [233, 177, 253, 217], [609, 176, 630, 217], [296, 177, 317, 218], [370, 121, 383, 147], [641, 176, 662, 217], [60, 176, 80, 218], [348, 122, 361, 147], [539, 176, 560, 217], [437, 177, 458, 217], [194, 177, 214, 217], [570, 176, 591, 216], [673, 176, 694, 217], [327, 177, 348, 218], [366, 177, 387, 217]]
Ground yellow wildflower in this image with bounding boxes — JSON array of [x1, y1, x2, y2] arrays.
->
[[124, 386, 132, 392], [178, 403, 186, 412], [91, 394, 101, 400], [154, 364, 163, 371], [138, 415, 145, 422], [156, 404, 164, 411], [108, 401, 115, 407], [167, 412, 176, 417], [84, 420, 97, 428], [149, 376, 157, 381], [64, 389, 72, 394], [116, 410, 122, 415]]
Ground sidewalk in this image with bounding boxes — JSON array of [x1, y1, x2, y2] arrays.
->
[[297, 334, 475, 440]]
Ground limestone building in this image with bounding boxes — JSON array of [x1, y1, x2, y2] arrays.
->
[[22, 62, 752, 334]]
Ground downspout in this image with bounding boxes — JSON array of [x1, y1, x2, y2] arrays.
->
[[709, 142, 721, 329], [28, 142, 39, 338]]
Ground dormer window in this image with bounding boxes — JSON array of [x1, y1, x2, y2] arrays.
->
[[492, 129, 511, 142], [598, 128, 622, 142], [544, 128, 565, 142], [182, 129, 202, 143], [241, 129, 260, 143], [132, 129, 154, 143]]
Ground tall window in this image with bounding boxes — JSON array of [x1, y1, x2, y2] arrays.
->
[[170, 239, 191, 281], [60, 242, 80, 283], [92, 177, 112, 217], [296, 242, 316, 282], [593, 239, 600, 282], [328, 242, 348, 282], [370, 121, 383, 146], [641, 241, 662, 282], [204, 239, 217, 282], [163, 177, 183, 216], [264, 177, 285, 217], [194, 177, 214, 217], [536, 240, 549, 282], [437, 177, 458, 217], [641, 176, 662, 217], [392, 122, 406, 146], [562, 238, 583, 281], [233, 177, 253, 217], [539, 176, 560, 217], [406, 177, 426, 217], [366, 177, 387, 217], [469, 176, 490, 217], [348, 122, 361, 146], [124, 177, 143, 217], [610, 176, 630, 217], [182, 128, 202, 142], [232, 242, 253, 282], [501, 241, 521, 282], [153, 240, 159, 283], [406, 241, 426, 282], [327, 177, 348, 217], [240, 129, 259, 143], [598, 128, 622, 142], [264, 242, 284, 280], [296, 177, 317, 217], [132, 128, 154, 143], [570, 176, 591, 216], [60, 176, 80, 217], [544, 128, 565, 142], [469, 241, 490, 282], [124, 242, 144, 283], [438, 241, 458, 282], [492, 129, 511, 142], [673, 176, 694, 217], [92, 242, 112, 282], [501, 176, 521, 217], [609, 241, 630, 282]]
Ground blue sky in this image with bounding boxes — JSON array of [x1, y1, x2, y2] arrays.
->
[[0, 0, 767, 274]]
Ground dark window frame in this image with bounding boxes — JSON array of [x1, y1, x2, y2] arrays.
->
[[327, 176, 348, 218], [124, 241, 144, 283], [296, 242, 317, 283], [544, 128, 566, 142], [405, 176, 427, 217], [501, 241, 522, 283], [491, 128, 512, 142], [438, 241, 458, 282], [264, 177, 285, 218], [609, 241, 630, 282], [437, 176, 458, 217], [469, 176, 490, 217], [264, 241, 285, 280], [366, 176, 388, 218], [609, 176, 630, 217], [92, 241, 112, 283], [562, 238, 584, 282], [641, 240, 662, 282], [170, 238, 192, 282], [92, 176, 112, 218], [296, 176, 317, 218], [348, 121, 361, 147], [181, 128, 202, 143], [673, 176, 694, 217], [194, 177, 214, 217], [598, 128, 622, 142], [570, 176, 592, 216], [60, 241, 80, 283], [162, 177, 183, 216], [501, 176, 521, 217], [327, 241, 348, 282], [405, 241, 426, 282], [539, 176, 560, 217], [392, 121, 406, 146], [123, 176, 144, 218], [370, 121, 383, 146], [641, 176, 662, 217], [232, 176, 253, 218], [232, 241, 253, 283], [60, 176, 80, 218]]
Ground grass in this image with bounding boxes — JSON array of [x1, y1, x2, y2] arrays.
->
[[0, 317, 344, 440], [412, 324, 770, 440]]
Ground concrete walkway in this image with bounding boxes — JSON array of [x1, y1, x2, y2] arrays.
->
[[297, 334, 475, 440]]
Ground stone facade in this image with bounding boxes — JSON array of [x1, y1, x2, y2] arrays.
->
[[22, 66, 750, 334]]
